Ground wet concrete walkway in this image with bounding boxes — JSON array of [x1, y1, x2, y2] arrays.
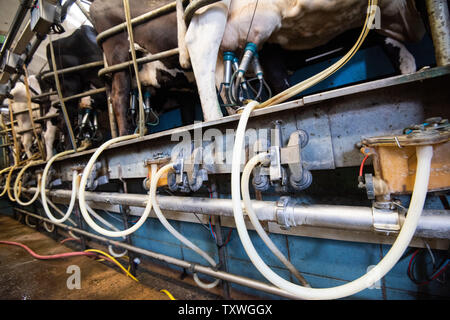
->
[[0, 215, 170, 300]]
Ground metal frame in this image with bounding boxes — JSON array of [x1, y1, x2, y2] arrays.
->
[[0, 0, 449, 250]]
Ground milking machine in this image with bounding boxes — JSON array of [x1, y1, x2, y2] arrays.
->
[[129, 88, 159, 132], [75, 99, 102, 147], [220, 43, 272, 109]]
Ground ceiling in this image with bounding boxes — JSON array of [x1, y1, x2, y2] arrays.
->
[[0, 0, 92, 75]]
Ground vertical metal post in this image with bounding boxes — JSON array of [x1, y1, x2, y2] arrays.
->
[[8, 102, 20, 166], [426, 0, 450, 66], [103, 54, 118, 139], [75, 0, 94, 25], [123, 0, 145, 136], [210, 180, 231, 299], [118, 165, 136, 276], [74, 204, 87, 251], [48, 36, 78, 152]]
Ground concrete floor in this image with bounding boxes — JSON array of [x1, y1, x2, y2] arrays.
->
[[0, 215, 174, 300]]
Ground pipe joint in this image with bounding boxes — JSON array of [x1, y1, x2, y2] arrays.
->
[[275, 196, 297, 230], [372, 205, 401, 233]]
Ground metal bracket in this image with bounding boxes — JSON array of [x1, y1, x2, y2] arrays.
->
[[1, 50, 23, 74], [254, 121, 312, 191], [86, 161, 109, 190]]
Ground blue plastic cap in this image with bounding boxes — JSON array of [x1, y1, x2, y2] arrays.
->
[[144, 91, 151, 98], [223, 51, 235, 61], [233, 57, 239, 64], [245, 42, 257, 53]]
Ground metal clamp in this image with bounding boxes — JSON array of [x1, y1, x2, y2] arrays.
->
[[276, 196, 297, 230], [372, 206, 400, 233]]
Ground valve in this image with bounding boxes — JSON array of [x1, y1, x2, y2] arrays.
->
[[251, 121, 312, 192]]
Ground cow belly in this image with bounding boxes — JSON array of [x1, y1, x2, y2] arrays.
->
[[133, 44, 186, 88], [269, 0, 367, 50]]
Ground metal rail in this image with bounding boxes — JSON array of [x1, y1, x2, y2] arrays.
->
[[25, 187, 450, 240], [51, 87, 106, 105], [41, 60, 104, 81], [97, 48, 179, 78], [96, 2, 178, 46]]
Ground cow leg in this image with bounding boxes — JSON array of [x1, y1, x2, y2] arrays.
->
[[44, 120, 57, 161], [375, 34, 417, 75], [185, 1, 230, 122], [22, 133, 33, 160], [112, 71, 132, 136]]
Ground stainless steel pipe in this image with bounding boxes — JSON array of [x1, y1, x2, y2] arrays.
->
[[41, 61, 104, 81], [13, 207, 300, 300], [26, 188, 450, 239], [426, 0, 450, 66]]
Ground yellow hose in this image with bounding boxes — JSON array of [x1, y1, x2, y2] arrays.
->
[[84, 249, 139, 282], [160, 289, 176, 300], [254, 0, 378, 110], [6, 165, 18, 201], [0, 166, 13, 197], [14, 160, 44, 206]]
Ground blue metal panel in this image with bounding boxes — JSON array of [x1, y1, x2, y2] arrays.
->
[[289, 35, 436, 98]]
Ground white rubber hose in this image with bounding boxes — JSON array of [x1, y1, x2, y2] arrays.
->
[[43, 221, 55, 233], [78, 134, 155, 238], [85, 202, 128, 258], [150, 163, 220, 289], [242, 152, 310, 287], [25, 214, 37, 228], [41, 169, 78, 224], [14, 160, 43, 206], [40, 150, 77, 223], [231, 101, 433, 299], [36, 197, 74, 235]]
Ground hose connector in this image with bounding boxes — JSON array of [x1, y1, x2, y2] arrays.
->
[[143, 90, 151, 113], [252, 53, 264, 80]]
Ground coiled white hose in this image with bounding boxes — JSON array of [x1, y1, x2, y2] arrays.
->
[[0, 166, 13, 198], [85, 202, 128, 258], [24, 214, 37, 228], [78, 134, 155, 238], [38, 197, 78, 238], [42, 169, 79, 224], [40, 150, 78, 223], [149, 163, 220, 289], [231, 100, 434, 299], [14, 160, 44, 206], [242, 152, 310, 287]]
